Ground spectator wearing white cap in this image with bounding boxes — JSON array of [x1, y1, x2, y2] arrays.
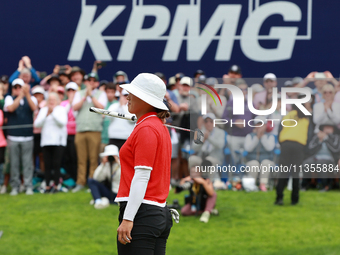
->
[[34, 92, 67, 193], [173, 76, 199, 180], [244, 116, 275, 192], [253, 73, 277, 109], [32, 86, 47, 173], [72, 72, 108, 192], [107, 89, 135, 150], [88, 144, 121, 209], [4, 78, 38, 195], [60, 82, 79, 182]]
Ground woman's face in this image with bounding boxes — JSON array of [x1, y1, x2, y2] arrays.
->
[[48, 94, 59, 108], [322, 89, 335, 102], [126, 93, 148, 115]]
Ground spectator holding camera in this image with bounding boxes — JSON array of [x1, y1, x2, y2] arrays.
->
[[4, 78, 37, 195], [34, 92, 67, 193], [88, 145, 121, 209], [313, 84, 340, 132], [180, 161, 217, 223]]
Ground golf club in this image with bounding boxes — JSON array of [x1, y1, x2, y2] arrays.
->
[[89, 107, 204, 144]]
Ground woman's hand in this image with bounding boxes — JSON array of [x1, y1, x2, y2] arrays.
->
[[117, 219, 133, 245]]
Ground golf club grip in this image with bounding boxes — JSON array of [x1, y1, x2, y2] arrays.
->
[[89, 107, 137, 121]]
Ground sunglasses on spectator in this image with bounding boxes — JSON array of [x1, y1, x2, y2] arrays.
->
[[204, 119, 213, 123], [13, 85, 21, 89], [67, 89, 76, 92], [323, 91, 333, 94]]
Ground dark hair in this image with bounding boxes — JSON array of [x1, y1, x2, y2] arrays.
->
[[155, 100, 171, 120], [155, 108, 170, 120], [105, 82, 116, 91]]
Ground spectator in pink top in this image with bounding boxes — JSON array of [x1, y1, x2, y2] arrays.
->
[[253, 73, 277, 110], [60, 82, 78, 182], [0, 109, 7, 193]]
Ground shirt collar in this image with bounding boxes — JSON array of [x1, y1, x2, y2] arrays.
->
[[136, 112, 158, 125]]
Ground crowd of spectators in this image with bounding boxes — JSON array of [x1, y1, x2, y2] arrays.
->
[[1, 56, 340, 218]]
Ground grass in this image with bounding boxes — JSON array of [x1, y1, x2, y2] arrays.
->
[[1, 189, 340, 255]]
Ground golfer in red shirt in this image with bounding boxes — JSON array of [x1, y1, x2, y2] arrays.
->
[[115, 73, 173, 254]]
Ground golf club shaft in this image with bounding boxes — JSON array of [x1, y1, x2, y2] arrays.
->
[[89, 107, 195, 133], [89, 107, 137, 121]]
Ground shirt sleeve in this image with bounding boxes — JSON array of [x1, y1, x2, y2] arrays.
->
[[97, 91, 108, 108], [3, 96, 14, 112], [72, 91, 81, 106], [133, 127, 158, 170], [31, 96, 38, 106]]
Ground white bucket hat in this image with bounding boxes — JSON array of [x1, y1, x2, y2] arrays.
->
[[100, 145, 119, 157], [120, 73, 168, 110]]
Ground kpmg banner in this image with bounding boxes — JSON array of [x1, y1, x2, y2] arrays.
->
[[0, 0, 338, 81]]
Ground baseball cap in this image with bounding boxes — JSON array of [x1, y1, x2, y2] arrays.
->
[[263, 73, 277, 81], [180, 76, 193, 86], [292, 77, 303, 85], [194, 70, 205, 77], [87, 72, 99, 81], [12, 78, 24, 87], [70, 66, 85, 77], [121, 89, 129, 96], [57, 86, 65, 94], [65, 82, 78, 91], [203, 113, 216, 120], [229, 65, 242, 74], [0, 75, 9, 83], [168, 76, 176, 86], [32, 86, 45, 95], [251, 83, 265, 93], [284, 80, 293, 87]]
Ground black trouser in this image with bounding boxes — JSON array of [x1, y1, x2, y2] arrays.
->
[[63, 135, 77, 181], [42, 146, 65, 186], [109, 139, 126, 150], [276, 141, 304, 203], [117, 202, 173, 255]]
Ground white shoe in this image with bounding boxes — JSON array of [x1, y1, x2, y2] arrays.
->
[[0, 185, 7, 194], [89, 199, 94, 205], [94, 197, 110, 209], [26, 188, 34, 195], [213, 179, 226, 190], [200, 211, 210, 223], [10, 188, 18, 196], [72, 184, 84, 193]]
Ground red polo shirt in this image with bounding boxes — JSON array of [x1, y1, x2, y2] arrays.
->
[[115, 112, 172, 206]]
